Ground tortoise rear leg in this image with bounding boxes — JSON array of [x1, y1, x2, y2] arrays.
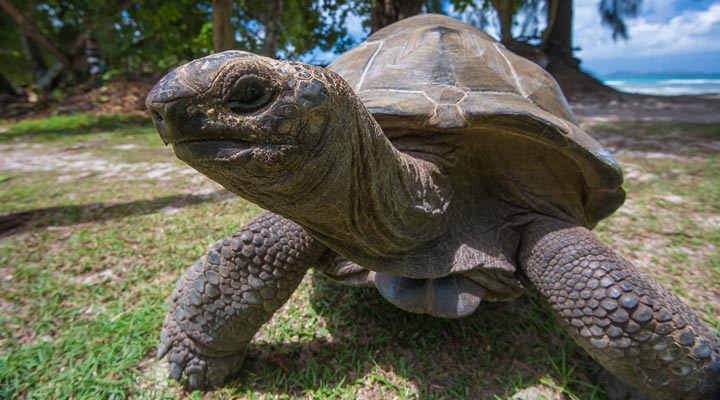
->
[[158, 211, 327, 389], [519, 219, 720, 400]]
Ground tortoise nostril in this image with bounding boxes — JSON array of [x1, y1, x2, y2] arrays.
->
[[152, 109, 164, 123]]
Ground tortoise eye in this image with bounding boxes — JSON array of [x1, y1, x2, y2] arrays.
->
[[226, 75, 275, 113]]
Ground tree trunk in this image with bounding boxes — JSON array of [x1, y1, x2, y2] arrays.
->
[[541, 0, 559, 50], [490, 0, 514, 44], [370, 0, 424, 33], [0, 0, 73, 71], [543, 0, 578, 68], [212, 0, 235, 52], [260, 0, 282, 57]]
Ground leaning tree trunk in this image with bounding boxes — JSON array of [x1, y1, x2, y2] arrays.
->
[[18, 0, 47, 85], [259, 0, 282, 57], [370, 0, 424, 33], [212, 0, 235, 52]]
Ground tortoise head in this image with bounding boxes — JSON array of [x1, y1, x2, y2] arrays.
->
[[147, 51, 453, 260], [146, 51, 351, 205]]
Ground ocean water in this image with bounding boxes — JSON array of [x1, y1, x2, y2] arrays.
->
[[601, 76, 720, 96]]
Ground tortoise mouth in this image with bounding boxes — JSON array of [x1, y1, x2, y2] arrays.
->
[[173, 140, 294, 162]]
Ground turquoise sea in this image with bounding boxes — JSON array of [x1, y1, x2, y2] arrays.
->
[[600, 76, 720, 96]]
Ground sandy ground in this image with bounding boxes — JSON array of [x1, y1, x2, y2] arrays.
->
[[570, 93, 720, 123]]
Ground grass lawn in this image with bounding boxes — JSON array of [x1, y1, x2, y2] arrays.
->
[[0, 114, 718, 399]]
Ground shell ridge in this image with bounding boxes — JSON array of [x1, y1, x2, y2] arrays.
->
[[355, 41, 384, 93], [359, 89, 424, 94], [421, 90, 440, 126], [469, 28, 486, 61], [493, 42, 528, 98], [469, 90, 519, 96]]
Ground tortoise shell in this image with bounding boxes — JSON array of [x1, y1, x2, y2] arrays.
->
[[328, 14, 625, 228]]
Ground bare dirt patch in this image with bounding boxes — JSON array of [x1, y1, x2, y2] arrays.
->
[[2, 77, 154, 121], [0, 270, 16, 338], [598, 168, 720, 310], [511, 385, 564, 400], [0, 143, 194, 182], [135, 358, 172, 395], [571, 94, 720, 124], [554, 64, 720, 124], [583, 123, 719, 159]]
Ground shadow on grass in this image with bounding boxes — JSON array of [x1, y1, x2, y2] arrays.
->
[[0, 190, 232, 237], [227, 273, 603, 399], [1, 113, 152, 141]]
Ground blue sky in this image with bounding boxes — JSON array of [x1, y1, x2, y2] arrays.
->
[[572, 0, 720, 76]]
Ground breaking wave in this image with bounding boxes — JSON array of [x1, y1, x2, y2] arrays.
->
[[601, 77, 720, 95]]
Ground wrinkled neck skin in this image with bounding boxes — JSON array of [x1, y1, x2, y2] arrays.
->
[[212, 89, 453, 268], [300, 95, 453, 265]]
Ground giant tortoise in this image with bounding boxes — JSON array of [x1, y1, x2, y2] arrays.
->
[[146, 14, 719, 399]]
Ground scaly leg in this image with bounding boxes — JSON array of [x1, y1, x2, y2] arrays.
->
[[519, 219, 720, 400], [158, 211, 327, 389]]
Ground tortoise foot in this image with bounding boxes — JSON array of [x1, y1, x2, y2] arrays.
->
[[157, 211, 326, 389], [520, 220, 720, 399], [158, 315, 245, 390]]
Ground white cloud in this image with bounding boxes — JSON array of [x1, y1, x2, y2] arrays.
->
[[345, 13, 368, 39], [575, 1, 720, 61], [641, 0, 678, 22]]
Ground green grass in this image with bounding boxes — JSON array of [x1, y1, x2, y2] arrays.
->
[[0, 116, 718, 399], [1, 113, 151, 141]]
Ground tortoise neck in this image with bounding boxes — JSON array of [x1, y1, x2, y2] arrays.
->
[[283, 96, 453, 265]]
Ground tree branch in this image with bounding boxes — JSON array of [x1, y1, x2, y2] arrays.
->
[[0, 0, 73, 71]]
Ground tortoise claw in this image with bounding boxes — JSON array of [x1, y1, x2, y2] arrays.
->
[[159, 314, 246, 390], [169, 361, 183, 381], [157, 341, 171, 359]]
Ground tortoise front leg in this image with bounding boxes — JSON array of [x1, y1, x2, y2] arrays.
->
[[519, 219, 720, 400], [158, 211, 327, 389]]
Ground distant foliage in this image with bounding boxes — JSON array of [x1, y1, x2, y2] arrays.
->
[[233, 0, 369, 62], [0, 8, 27, 86], [0, 0, 372, 88], [0, 0, 643, 91], [598, 0, 642, 40]]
